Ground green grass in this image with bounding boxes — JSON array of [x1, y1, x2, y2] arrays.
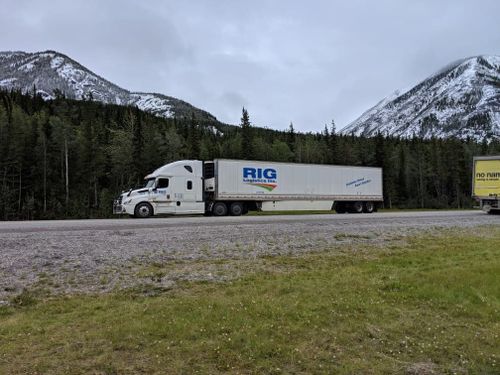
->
[[0, 228, 499, 374]]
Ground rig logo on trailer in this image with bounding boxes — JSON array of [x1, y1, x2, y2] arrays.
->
[[243, 167, 277, 191]]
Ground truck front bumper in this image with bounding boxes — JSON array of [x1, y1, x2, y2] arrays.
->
[[113, 200, 126, 214]]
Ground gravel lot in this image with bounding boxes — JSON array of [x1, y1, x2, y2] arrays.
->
[[0, 210, 498, 301]]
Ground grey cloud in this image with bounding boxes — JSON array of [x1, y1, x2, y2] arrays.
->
[[1, 0, 499, 131]]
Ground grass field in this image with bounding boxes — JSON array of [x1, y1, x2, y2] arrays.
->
[[1, 227, 499, 374]]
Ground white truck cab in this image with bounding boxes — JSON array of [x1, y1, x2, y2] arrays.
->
[[113, 160, 205, 217]]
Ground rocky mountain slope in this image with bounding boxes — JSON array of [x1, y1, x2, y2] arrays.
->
[[341, 55, 500, 140], [0, 50, 216, 120]]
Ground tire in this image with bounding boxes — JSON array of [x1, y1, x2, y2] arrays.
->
[[212, 202, 228, 217], [134, 202, 153, 218], [363, 201, 375, 213], [334, 202, 346, 214], [230, 202, 244, 216], [351, 201, 364, 214]]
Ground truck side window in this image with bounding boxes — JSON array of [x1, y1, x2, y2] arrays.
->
[[187, 180, 192, 190], [184, 165, 193, 173], [157, 178, 169, 188]]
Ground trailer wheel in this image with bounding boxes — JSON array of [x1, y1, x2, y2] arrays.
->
[[230, 202, 243, 216], [363, 201, 375, 213], [212, 202, 228, 217], [134, 202, 153, 218], [351, 201, 364, 214]]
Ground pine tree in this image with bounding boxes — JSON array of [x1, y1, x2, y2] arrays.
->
[[327, 119, 338, 163], [397, 145, 408, 205], [287, 122, 296, 152], [187, 112, 201, 158], [241, 107, 253, 159], [131, 108, 144, 185]]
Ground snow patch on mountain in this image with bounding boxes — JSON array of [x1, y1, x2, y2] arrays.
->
[[50, 56, 64, 69], [0, 77, 17, 87], [129, 93, 174, 118]]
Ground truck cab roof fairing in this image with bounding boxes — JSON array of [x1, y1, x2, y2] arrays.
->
[[144, 160, 203, 180]]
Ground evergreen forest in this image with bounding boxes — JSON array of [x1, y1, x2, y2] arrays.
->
[[1, 90, 499, 220]]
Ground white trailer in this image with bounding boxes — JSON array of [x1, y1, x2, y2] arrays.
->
[[113, 159, 383, 217]]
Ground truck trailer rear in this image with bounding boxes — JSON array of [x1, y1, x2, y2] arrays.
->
[[113, 159, 383, 217], [472, 155, 500, 214]]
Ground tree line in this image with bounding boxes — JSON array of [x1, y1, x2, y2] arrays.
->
[[0, 90, 499, 220]]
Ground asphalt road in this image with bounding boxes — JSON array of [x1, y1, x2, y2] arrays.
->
[[0, 210, 498, 300], [0, 209, 496, 233]]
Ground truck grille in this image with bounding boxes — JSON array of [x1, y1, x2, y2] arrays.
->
[[113, 197, 125, 214]]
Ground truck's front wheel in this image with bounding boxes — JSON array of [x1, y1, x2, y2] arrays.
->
[[134, 202, 153, 218], [212, 202, 228, 216]]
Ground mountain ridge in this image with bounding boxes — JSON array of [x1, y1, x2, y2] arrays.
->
[[341, 55, 500, 140], [0, 50, 216, 121]]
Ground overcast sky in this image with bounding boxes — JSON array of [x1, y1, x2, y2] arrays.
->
[[1, 0, 499, 132]]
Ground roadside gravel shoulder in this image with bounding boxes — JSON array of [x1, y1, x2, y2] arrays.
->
[[0, 211, 497, 302]]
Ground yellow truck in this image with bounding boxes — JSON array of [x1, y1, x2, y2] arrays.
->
[[472, 156, 500, 214]]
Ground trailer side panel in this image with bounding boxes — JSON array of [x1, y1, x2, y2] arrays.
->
[[214, 159, 383, 201], [473, 157, 500, 198]]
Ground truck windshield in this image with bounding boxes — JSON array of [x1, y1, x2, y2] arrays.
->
[[144, 178, 156, 188]]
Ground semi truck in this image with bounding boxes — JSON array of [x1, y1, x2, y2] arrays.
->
[[113, 159, 383, 217], [472, 155, 500, 214]]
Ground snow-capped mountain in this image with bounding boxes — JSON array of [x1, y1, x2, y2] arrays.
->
[[0, 50, 216, 120], [341, 55, 500, 140]]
